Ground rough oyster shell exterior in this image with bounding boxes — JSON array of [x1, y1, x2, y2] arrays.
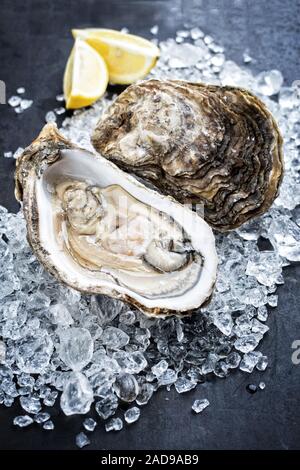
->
[[92, 79, 283, 231]]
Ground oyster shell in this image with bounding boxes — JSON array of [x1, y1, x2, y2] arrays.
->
[[15, 124, 217, 317], [92, 79, 284, 231]]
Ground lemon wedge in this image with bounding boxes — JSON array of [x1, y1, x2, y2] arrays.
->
[[72, 28, 160, 85], [63, 38, 109, 109]]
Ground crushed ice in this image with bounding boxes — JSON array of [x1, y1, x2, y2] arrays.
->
[[8, 87, 33, 115], [1, 27, 300, 448]]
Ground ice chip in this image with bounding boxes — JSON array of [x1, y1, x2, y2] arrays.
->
[[45, 111, 56, 123], [83, 417, 97, 432], [8, 95, 21, 107], [175, 377, 197, 393], [255, 70, 283, 96], [105, 417, 123, 432], [101, 327, 129, 350], [95, 393, 118, 419], [20, 395, 41, 414], [47, 303, 74, 326], [13, 415, 33, 427], [136, 383, 154, 406], [114, 373, 139, 402], [76, 432, 90, 448], [239, 351, 262, 373], [234, 333, 263, 353], [43, 420, 55, 430], [15, 331, 53, 374], [192, 398, 210, 414], [59, 327, 93, 371], [34, 412, 51, 423], [151, 360, 169, 377], [124, 406, 140, 424], [60, 372, 93, 415]]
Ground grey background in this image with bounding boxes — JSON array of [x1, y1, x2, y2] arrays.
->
[[0, 0, 299, 450]]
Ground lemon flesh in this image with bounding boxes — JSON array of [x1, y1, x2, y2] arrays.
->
[[72, 28, 160, 85], [63, 38, 109, 109]]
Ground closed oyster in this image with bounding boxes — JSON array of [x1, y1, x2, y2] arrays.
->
[[15, 124, 217, 317], [92, 79, 283, 231]]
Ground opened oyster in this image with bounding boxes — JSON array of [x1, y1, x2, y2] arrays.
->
[[15, 124, 217, 317], [92, 79, 284, 231]]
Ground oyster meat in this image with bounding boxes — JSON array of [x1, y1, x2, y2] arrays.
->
[[92, 79, 283, 231], [15, 124, 217, 317]]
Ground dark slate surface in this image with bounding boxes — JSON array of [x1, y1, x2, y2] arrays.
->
[[0, 0, 300, 450]]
